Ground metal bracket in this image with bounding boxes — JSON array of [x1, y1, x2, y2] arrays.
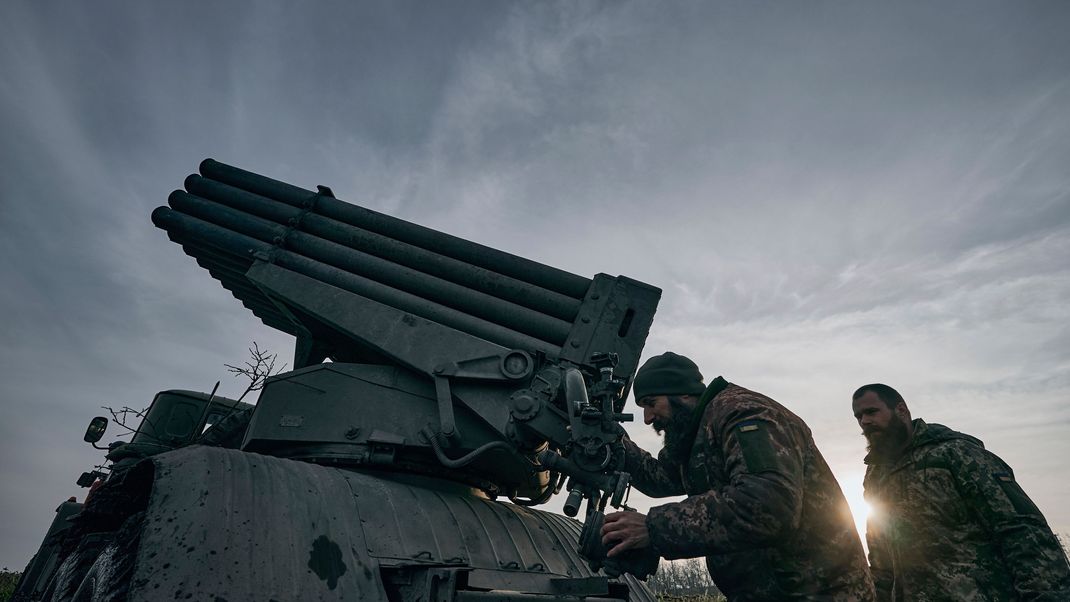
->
[[433, 350, 534, 381], [426, 568, 462, 602], [272, 185, 330, 254], [431, 351, 535, 444], [433, 375, 458, 442], [294, 332, 331, 369]]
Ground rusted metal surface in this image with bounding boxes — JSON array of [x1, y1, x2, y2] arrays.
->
[[130, 446, 381, 600], [129, 446, 654, 600]]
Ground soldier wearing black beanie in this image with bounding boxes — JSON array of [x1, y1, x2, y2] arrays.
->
[[631, 352, 706, 401], [602, 351, 875, 600]]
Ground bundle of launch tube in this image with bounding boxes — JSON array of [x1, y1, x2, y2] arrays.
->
[[151, 159, 596, 357]]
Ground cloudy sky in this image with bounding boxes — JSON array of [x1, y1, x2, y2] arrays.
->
[[2, 1, 1068, 569]]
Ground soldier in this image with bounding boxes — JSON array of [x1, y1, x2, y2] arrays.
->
[[851, 383, 1070, 601], [602, 352, 874, 600]]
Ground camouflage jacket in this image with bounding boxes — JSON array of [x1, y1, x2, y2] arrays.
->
[[863, 419, 1070, 601], [624, 379, 875, 601]]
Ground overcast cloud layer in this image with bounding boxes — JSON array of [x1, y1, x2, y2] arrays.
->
[[2, 1, 1068, 569]]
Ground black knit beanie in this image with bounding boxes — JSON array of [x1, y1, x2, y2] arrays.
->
[[632, 352, 706, 400]]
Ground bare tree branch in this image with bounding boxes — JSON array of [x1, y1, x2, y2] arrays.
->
[[97, 343, 285, 444], [224, 341, 287, 402], [100, 405, 150, 437]]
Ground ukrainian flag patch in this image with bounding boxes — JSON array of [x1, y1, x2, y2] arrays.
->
[[737, 420, 777, 473]]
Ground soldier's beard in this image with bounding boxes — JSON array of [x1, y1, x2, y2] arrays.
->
[[864, 414, 911, 463], [658, 398, 698, 462]]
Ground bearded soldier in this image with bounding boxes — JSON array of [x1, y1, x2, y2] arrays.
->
[[601, 352, 874, 600], [852, 383, 1070, 601]]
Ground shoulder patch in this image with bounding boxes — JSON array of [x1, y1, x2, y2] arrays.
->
[[736, 420, 778, 473], [992, 472, 1042, 516]]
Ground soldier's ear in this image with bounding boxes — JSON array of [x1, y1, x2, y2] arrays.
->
[[894, 402, 910, 420]]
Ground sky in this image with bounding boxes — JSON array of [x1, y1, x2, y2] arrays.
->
[[1, 0, 1068, 570]]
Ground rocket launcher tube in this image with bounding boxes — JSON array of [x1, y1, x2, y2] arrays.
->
[[198, 159, 591, 298], [167, 190, 574, 343], [151, 207, 560, 355], [184, 174, 583, 322]]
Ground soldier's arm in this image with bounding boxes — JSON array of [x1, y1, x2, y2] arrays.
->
[[621, 435, 686, 497], [949, 442, 1070, 599], [645, 404, 804, 558]]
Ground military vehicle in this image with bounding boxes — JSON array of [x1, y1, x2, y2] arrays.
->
[[14, 159, 662, 601]]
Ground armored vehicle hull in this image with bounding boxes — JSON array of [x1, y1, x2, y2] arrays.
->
[[52, 446, 652, 601]]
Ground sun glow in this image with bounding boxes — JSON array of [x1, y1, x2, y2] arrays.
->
[[841, 472, 872, 546]]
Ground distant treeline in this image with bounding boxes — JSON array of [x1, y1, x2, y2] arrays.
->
[[0, 570, 20, 602], [646, 558, 724, 600]]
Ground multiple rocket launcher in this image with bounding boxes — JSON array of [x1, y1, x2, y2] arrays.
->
[[152, 159, 661, 503]]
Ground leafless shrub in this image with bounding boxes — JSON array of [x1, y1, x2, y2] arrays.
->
[[101, 405, 150, 437], [225, 342, 286, 402], [99, 343, 284, 439]]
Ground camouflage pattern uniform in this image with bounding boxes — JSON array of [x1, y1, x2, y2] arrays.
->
[[864, 419, 1070, 601], [625, 378, 875, 601]]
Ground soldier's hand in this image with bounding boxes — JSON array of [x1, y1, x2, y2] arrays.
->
[[601, 510, 650, 558]]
